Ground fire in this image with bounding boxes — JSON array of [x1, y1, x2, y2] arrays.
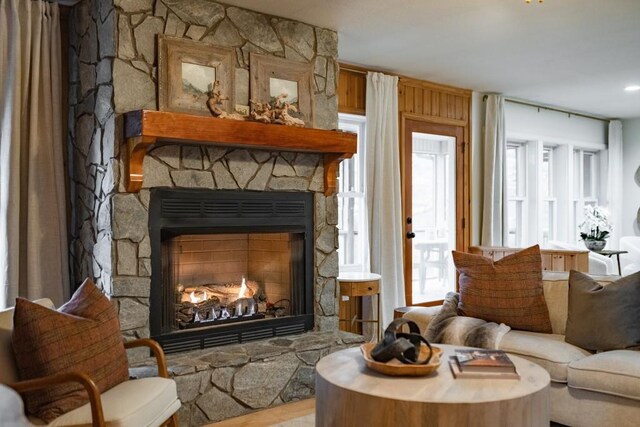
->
[[238, 277, 247, 299], [189, 290, 209, 304]]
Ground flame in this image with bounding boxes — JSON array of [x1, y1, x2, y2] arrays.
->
[[238, 277, 247, 299], [190, 291, 199, 303]]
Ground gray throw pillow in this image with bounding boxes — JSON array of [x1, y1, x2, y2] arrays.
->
[[565, 270, 640, 351]]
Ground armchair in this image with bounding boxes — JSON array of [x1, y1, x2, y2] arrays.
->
[[1, 299, 181, 427]]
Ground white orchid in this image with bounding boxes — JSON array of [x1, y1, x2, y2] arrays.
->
[[579, 205, 611, 241]]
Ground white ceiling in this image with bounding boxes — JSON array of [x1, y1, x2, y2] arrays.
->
[[223, 0, 640, 119]]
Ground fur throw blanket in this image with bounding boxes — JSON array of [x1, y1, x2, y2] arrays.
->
[[425, 292, 510, 349]]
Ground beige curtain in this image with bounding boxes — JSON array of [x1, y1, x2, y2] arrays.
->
[[365, 72, 405, 330], [0, 0, 68, 308], [480, 94, 508, 246]]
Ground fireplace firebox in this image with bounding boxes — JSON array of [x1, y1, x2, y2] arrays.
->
[[149, 189, 314, 353]]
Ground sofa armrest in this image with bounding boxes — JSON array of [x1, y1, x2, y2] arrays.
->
[[8, 371, 105, 427], [402, 306, 442, 334], [124, 338, 169, 378]]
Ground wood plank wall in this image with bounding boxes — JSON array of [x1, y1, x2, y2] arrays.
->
[[398, 78, 470, 125], [337, 68, 366, 115]]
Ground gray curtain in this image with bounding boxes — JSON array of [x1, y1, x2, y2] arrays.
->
[[0, 0, 68, 308], [480, 94, 508, 246]]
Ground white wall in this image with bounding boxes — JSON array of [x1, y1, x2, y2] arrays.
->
[[621, 118, 640, 236], [505, 102, 607, 147], [470, 95, 610, 246]]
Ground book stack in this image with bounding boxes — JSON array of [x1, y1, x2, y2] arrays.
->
[[449, 349, 520, 379]]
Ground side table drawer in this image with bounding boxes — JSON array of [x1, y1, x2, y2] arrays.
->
[[339, 280, 379, 297]]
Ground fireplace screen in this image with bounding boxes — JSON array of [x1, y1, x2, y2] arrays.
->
[[149, 188, 314, 352], [166, 232, 303, 330]]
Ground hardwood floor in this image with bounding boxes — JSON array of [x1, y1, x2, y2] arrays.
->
[[206, 399, 315, 427]]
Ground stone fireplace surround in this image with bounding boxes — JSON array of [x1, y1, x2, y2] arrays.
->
[[66, 0, 363, 424]]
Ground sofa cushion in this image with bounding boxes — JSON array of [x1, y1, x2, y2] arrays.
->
[[29, 377, 181, 427], [566, 270, 640, 351], [568, 350, 640, 401], [453, 245, 552, 333], [12, 279, 129, 423], [499, 330, 591, 383]]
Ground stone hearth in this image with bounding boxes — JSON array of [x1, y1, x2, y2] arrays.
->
[[131, 331, 364, 425]]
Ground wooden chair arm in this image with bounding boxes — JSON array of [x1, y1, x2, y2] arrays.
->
[[124, 338, 169, 378], [8, 371, 105, 427]]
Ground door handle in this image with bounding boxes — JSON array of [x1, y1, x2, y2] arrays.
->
[[406, 232, 416, 239]]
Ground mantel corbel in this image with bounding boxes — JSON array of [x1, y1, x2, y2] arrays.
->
[[125, 135, 157, 192]]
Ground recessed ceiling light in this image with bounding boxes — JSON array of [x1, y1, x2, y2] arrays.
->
[[625, 85, 640, 92]]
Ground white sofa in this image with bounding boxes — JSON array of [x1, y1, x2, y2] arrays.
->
[[620, 236, 640, 276], [404, 272, 640, 427]]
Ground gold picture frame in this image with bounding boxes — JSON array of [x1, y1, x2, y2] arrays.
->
[[249, 53, 314, 127], [158, 36, 235, 116]]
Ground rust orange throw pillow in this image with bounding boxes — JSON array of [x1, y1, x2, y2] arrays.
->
[[453, 245, 552, 333], [11, 279, 129, 422]]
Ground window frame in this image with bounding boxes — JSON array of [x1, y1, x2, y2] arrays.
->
[[337, 113, 367, 272]]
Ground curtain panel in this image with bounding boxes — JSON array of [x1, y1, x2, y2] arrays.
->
[[607, 120, 623, 249], [364, 72, 405, 329], [0, 0, 68, 308], [480, 94, 508, 246]]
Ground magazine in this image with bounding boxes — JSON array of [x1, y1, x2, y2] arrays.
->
[[454, 349, 517, 374], [449, 357, 520, 379]]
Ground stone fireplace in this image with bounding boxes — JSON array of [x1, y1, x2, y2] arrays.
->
[[65, 0, 362, 424]]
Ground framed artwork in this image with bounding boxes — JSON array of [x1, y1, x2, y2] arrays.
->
[[158, 36, 235, 116], [249, 53, 314, 127]]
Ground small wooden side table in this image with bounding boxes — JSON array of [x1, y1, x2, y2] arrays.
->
[[337, 272, 381, 339]]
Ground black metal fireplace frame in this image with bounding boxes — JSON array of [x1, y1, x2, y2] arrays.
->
[[149, 188, 314, 353]]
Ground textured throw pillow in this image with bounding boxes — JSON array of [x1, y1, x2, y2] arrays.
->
[[453, 245, 552, 333], [565, 270, 640, 351], [11, 279, 129, 423]]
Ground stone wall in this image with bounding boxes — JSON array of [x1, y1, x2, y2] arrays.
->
[[112, 0, 338, 128], [111, 147, 341, 343], [68, 0, 117, 294], [68, 0, 340, 315], [67, 1, 343, 423]]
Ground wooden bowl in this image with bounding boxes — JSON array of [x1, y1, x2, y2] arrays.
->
[[360, 342, 442, 376]]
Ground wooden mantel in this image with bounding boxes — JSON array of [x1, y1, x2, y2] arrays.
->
[[123, 110, 357, 195]]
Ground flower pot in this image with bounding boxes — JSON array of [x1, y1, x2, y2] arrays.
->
[[584, 239, 606, 252]]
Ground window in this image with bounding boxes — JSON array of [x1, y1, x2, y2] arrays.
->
[[572, 149, 600, 243], [505, 139, 605, 248], [337, 114, 367, 272], [506, 142, 527, 247]]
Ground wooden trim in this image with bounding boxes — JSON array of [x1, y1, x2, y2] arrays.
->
[[124, 338, 169, 378], [401, 112, 467, 127], [398, 77, 472, 97], [9, 372, 105, 427], [123, 110, 356, 195]]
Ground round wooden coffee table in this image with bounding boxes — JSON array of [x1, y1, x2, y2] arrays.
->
[[315, 344, 550, 427]]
